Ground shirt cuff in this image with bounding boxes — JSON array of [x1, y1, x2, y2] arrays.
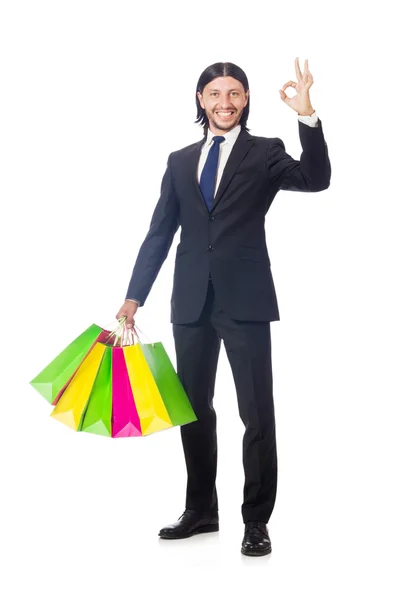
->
[[297, 111, 318, 127], [125, 298, 141, 306]]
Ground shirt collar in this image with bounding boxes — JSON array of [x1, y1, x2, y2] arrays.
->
[[205, 122, 241, 147]]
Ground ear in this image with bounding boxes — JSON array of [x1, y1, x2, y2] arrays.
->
[[197, 91, 204, 110]]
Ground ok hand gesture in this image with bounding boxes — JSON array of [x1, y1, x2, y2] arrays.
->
[[279, 58, 315, 116]]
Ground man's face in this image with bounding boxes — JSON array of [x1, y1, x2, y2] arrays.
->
[[197, 76, 249, 135]]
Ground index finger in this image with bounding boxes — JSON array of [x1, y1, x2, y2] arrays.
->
[[295, 57, 308, 81]]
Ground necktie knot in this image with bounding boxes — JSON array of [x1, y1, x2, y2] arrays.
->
[[212, 136, 225, 144]]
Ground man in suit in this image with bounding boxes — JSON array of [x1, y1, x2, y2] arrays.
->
[[116, 58, 331, 556]]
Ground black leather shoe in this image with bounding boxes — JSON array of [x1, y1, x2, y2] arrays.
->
[[158, 509, 219, 539], [241, 521, 272, 556]]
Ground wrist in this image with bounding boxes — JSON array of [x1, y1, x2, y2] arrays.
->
[[298, 108, 315, 116], [125, 298, 140, 306]]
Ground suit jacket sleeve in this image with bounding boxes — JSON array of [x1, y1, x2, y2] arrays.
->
[[267, 117, 331, 192], [124, 153, 180, 306]]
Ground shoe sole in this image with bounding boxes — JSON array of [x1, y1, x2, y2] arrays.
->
[[241, 545, 272, 557], [159, 523, 219, 539]]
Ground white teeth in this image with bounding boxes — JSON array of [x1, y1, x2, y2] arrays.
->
[[217, 112, 233, 116]]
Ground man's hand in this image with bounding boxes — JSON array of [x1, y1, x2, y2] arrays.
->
[[279, 57, 315, 116], [116, 300, 139, 329]]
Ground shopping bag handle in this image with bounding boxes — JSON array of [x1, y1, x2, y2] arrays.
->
[[132, 324, 155, 347], [103, 318, 134, 347], [102, 317, 155, 348]]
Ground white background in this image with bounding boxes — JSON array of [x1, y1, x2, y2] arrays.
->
[[1, 0, 396, 597]]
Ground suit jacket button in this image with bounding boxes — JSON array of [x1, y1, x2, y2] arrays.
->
[[207, 245, 214, 251], [209, 216, 215, 221]]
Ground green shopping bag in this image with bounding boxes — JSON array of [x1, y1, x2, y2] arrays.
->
[[79, 345, 113, 437], [29, 323, 103, 405], [136, 326, 197, 426]]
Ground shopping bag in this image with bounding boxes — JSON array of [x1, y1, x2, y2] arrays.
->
[[111, 346, 142, 438], [30, 318, 197, 438], [138, 334, 197, 427], [79, 345, 113, 437], [50, 342, 106, 430], [123, 343, 173, 436], [29, 323, 103, 405]]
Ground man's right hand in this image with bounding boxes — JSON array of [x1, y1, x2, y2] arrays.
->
[[116, 300, 139, 329]]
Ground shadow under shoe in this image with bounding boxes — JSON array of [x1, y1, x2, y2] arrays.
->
[[158, 508, 219, 539], [241, 521, 272, 556]]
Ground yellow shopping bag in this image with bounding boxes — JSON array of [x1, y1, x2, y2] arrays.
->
[[123, 344, 173, 436], [50, 343, 107, 430]]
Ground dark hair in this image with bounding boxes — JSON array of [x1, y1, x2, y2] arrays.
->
[[194, 62, 251, 137]]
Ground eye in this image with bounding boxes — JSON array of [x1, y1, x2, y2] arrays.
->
[[210, 91, 239, 97]]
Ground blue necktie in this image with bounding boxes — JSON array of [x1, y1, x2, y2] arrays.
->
[[199, 135, 225, 212]]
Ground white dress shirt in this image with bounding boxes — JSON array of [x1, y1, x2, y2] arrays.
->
[[126, 112, 319, 306]]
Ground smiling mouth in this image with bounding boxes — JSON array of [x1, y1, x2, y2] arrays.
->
[[216, 111, 235, 118]]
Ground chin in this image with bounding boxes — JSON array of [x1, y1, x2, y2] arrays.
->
[[214, 118, 237, 128]]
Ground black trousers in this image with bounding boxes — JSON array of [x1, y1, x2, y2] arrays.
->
[[172, 277, 278, 524]]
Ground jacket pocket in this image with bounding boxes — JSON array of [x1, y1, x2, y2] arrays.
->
[[176, 245, 188, 257]]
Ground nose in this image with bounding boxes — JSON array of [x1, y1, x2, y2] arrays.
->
[[217, 93, 234, 108], [218, 101, 234, 110]]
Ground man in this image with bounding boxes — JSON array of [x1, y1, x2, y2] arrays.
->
[[116, 59, 331, 556]]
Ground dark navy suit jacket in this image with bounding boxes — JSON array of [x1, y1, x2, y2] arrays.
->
[[125, 119, 331, 324]]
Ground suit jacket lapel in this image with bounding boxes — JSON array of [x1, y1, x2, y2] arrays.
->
[[186, 127, 255, 216]]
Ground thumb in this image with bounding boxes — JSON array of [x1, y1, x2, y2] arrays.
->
[[125, 318, 135, 329]]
